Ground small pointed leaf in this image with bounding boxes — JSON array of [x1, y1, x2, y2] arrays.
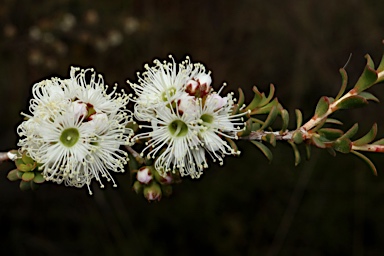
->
[[295, 109, 303, 128], [237, 88, 245, 108], [318, 128, 344, 141], [312, 136, 326, 148], [251, 141, 273, 162], [358, 92, 379, 102], [258, 106, 279, 131], [336, 95, 368, 110], [335, 68, 348, 100], [353, 123, 377, 146], [373, 138, 384, 145], [245, 87, 263, 111], [305, 143, 311, 160], [293, 130, 304, 144], [315, 96, 330, 117], [351, 150, 377, 176], [263, 133, 276, 147], [288, 141, 301, 166], [353, 54, 378, 93], [250, 98, 279, 115], [259, 84, 275, 107], [325, 118, 343, 125], [340, 123, 359, 139], [280, 109, 289, 133], [327, 148, 337, 157]]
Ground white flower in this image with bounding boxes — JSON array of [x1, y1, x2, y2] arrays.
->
[[128, 55, 210, 121], [134, 103, 205, 178], [17, 67, 133, 194]]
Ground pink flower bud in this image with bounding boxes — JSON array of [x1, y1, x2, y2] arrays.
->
[[137, 166, 153, 184], [72, 101, 88, 118], [208, 94, 228, 110], [185, 79, 199, 94], [143, 182, 162, 201]]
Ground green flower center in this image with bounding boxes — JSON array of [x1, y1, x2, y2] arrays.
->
[[60, 128, 80, 147], [161, 87, 177, 102], [168, 120, 188, 137], [201, 114, 214, 124]]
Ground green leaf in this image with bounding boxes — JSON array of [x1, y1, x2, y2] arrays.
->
[[340, 123, 359, 139], [336, 95, 368, 110], [295, 109, 303, 128], [373, 138, 384, 145], [333, 138, 352, 153], [279, 109, 289, 133], [7, 169, 20, 181], [327, 148, 337, 157], [259, 84, 275, 107], [359, 92, 379, 102], [263, 133, 276, 147], [288, 141, 301, 166], [258, 106, 279, 131], [318, 128, 344, 141], [238, 119, 253, 137], [335, 68, 348, 101], [315, 96, 330, 117], [305, 143, 311, 160], [33, 172, 45, 184], [22, 172, 35, 182], [245, 87, 263, 111], [325, 118, 343, 125], [351, 150, 377, 176], [353, 54, 378, 93], [353, 123, 377, 146], [225, 137, 239, 153], [237, 88, 245, 108], [251, 141, 273, 162], [250, 98, 279, 115], [311, 136, 326, 148]]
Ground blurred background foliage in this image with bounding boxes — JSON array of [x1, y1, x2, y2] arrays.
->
[[1, 0, 384, 255]]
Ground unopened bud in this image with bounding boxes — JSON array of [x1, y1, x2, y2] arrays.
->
[[137, 166, 154, 184], [143, 182, 162, 201], [132, 180, 143, 194], [154, 170, 173, 185]]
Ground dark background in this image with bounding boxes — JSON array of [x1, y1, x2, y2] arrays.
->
[[1, 0, 384, 255]]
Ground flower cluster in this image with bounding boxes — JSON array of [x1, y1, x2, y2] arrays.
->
[[128, 56, 245, 179], [17, 67, 133, 194]]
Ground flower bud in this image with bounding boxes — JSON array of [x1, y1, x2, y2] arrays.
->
[[153, 170, 173, 185], [72, 101, 88, 119], [196, 73, 212, 92], [209, 94, 228, 110], [137, 166, 154, 184], [185, 79, 199, 94], [143, 182, 162, 201]]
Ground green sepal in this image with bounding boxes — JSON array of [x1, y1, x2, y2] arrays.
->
[[17, 163, 35, 172], [340, 123, 359, 139], [251, 141, 273, 162], [21, 153, 34, 165], [333, 138, 352, 153], [335, 68, 348, 101], [133, 180, 143, 194], [311, 135, 326, 148], [288, 141, 301, 166], [293, 130, 304, 144], [245, 86, 263, 111], [315, 96, 330, 117], [351, 150, 377, 176], [258, 106, 278, 131], [33, 172, 45, 184], [353, 54, 378, 93], [325, 118, 343, 126], [335, 95, 368, 110], [295, 109, 303, 128], [22, 172, 35, 182], [280, 109, 289, 133], [318, 128, 344, 141], [263, 133, 276, 147], [353, 123, 377, 146], [19, 180, 31, 191], [7, 169, 20, 181], [358, 92, 379, 102]]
